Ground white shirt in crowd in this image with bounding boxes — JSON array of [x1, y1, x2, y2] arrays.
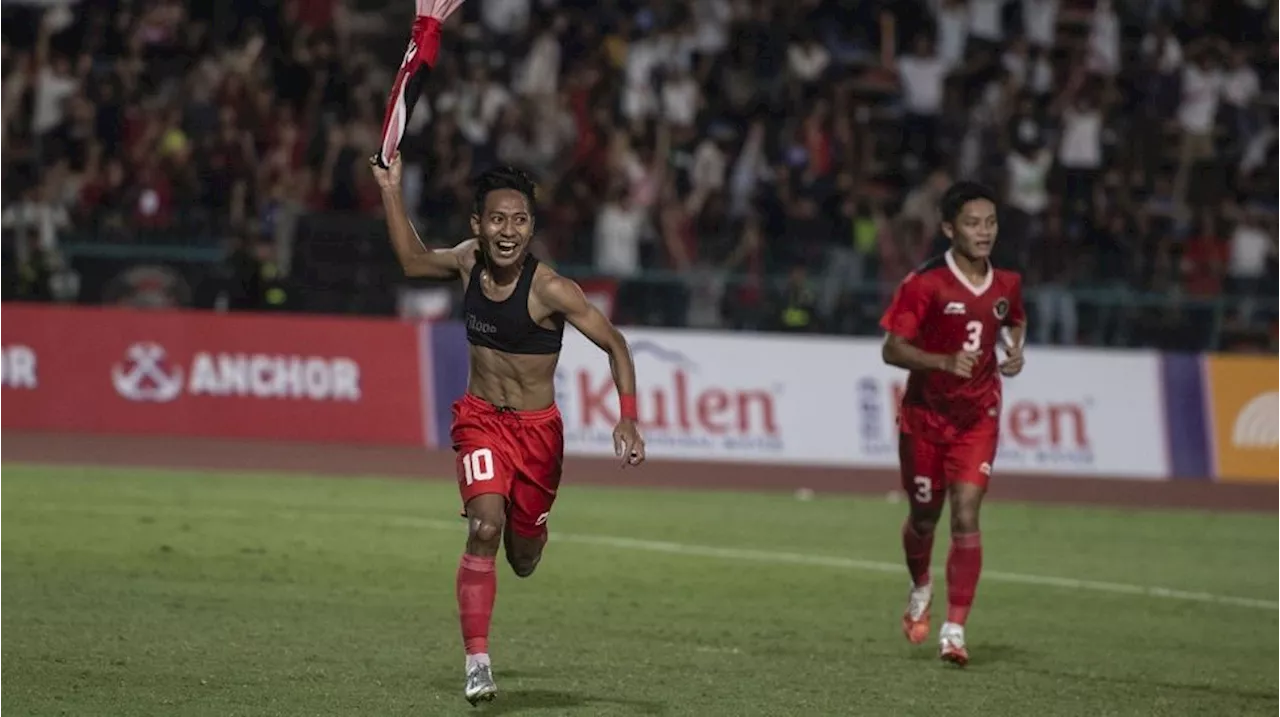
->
[[897, 54, 947, 115], [690, 139, 727, 194], [455, 81, 512, 146], [1222, 64, 1259, 108], [1021, 0, 1059, 48], [692, 0, 733, 55], [968, 0, 1004, 42], [2, 199, 69, 257], [622, 38, 663, 120], [788, 41, 831, 83], [932, 0, 969, 70], [661, 74, 701, 128], [516, 32, 561, 97], [1058, 106, 1103, 169], [480, 0, 530, 36], [1178, 65, 1223, 134], [594, 202, 648, 277], [1003, 48, 1054, 94], [1228, 223, 1273, 278], [1006, 150, 1054, 214], [33, 67, 77, 135], [1141, 33, 1183, 74], [1085, 1, 1121, 77]]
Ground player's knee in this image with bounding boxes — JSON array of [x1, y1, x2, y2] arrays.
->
[[909, 514, 939, 536], [948, 485, 984, 533], [907, 506, 941, 536], [950, 507, 980, 534], [469, 516, 504, 546], [508, 553, 540, 578], [911, 514, 942, 537]]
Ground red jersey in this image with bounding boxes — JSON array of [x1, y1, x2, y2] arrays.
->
[[879, 251, 1026, 442]]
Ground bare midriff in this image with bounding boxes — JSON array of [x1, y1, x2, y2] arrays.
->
[[465, 345, 559, 410]]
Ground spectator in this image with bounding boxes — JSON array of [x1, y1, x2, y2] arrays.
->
[[895, 34, 949, 167], [1173, 40, 1224, 210], [1021, 0, 1059, 51], [0, 0, 1272, 352]]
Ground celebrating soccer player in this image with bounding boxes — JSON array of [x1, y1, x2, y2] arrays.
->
[[879, 181, 1027, 667], [372, 4, 647, 705]]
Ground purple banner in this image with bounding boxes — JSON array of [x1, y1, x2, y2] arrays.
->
[[428, 321, 471, 449], [1160, 354, 1211, 480]]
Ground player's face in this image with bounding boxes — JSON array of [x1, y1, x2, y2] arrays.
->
[[471, 189, 534, 268], [943, 198, 998, 261]]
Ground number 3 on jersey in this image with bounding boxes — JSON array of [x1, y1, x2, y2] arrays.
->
[[462, 448, 495, 486], [962, 320, 983, 352]]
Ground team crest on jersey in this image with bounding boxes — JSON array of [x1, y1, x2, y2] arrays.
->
[[993, 298, 1010, 320]]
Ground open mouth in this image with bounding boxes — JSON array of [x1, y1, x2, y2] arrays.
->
[[494, 241, 519, 259], [974, 240, 993, 251]]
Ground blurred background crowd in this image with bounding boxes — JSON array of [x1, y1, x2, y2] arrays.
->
[[2, 0, 1277, 351]]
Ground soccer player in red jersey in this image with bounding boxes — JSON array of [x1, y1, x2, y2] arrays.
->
[[878, 181, 1027, 667], [372, 5, 647, 704]]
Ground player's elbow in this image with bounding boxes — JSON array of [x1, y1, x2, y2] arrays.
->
[[881, 337, 901, 367]]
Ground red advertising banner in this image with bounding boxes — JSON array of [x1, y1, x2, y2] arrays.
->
[[1, 305, 427, 446]]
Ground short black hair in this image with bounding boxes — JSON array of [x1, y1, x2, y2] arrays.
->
[[939, 180, 998, 223], [472, 166, 537, 216]]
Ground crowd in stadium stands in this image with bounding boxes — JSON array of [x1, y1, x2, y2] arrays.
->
[[1, 0, 1276, 349]]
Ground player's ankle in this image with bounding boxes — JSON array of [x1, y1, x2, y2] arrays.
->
[[466, 652, 491, 670]]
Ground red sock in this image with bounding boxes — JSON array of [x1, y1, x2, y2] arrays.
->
[[901, 520, 934, 587], [456, 554, 496, 655], [946, 531, 982, 625]]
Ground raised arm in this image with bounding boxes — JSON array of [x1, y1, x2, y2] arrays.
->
[[371, 157, 472, 279], [538, 274, 645, 466]]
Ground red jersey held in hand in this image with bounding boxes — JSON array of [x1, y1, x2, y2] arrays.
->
[[879, 251, 1026, 443]]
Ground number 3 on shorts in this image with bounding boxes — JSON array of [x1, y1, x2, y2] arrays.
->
[[912, 475, 933, 504], [462, 448, 495, 486]]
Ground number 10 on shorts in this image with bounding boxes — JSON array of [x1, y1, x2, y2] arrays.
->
[[462, 448, 495, 486]]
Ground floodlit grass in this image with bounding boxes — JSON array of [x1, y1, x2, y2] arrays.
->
[[3, 465, 1276, 716]]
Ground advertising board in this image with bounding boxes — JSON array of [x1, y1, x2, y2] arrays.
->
[[1, 305, 427, 446], [1202, 355, 1278, 483], [554, 328, 1171, 478]]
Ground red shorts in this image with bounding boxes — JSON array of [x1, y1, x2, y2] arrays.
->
[[898, 424, 998, 510], [451, 392, 564, 539]]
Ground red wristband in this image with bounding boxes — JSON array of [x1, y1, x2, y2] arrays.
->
[[619, 394, 638, 421]]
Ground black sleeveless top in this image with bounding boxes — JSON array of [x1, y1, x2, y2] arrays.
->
[[463, 255, 565, 355]]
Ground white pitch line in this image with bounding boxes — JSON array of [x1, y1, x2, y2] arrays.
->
[[538, 531, 1278, 611], [383, 516, 1278, 611], [15, 503, 1278, 612]]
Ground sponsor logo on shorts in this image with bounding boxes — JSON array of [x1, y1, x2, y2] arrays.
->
[[979, 462, 992, 476], [535, 512, 549, 526], [1, 344, 39, 390], [112, 342, 362, 403]]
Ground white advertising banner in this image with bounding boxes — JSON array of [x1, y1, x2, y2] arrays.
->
[[555, 328, 862, 466], [555, 328, 1170, 479], [852, 346, 1170, 479]]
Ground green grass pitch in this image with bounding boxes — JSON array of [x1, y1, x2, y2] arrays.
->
[[2, 465, 1276, 716]]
